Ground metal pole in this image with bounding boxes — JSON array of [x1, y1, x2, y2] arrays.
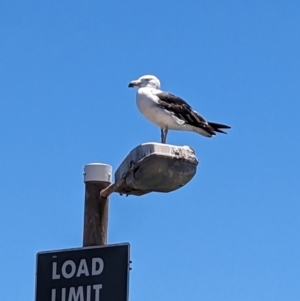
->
[[83, 163, 112, 247]]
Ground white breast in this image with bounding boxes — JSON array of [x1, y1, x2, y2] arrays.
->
[[136, 88, 184, 130]]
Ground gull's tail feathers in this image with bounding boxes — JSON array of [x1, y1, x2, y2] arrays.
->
[[207, 122, 231, 134]]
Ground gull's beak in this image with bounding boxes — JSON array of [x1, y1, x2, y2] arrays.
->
[[128, 80, 140, 88]]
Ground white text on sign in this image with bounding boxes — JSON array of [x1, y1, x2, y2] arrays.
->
[[51, 285, 103, 301], [51, 257, 104, 301], [52, 258, 104, 279]]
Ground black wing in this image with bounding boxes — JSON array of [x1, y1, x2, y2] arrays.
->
[[156, 92, 231, 136]]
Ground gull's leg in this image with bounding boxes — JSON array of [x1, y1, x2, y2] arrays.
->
[[161, 127, 168, 144], [160, 129, 164, 143], [164, 128, 168, 144]]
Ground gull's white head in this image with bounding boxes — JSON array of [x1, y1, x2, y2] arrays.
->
[[128, 75, 161, 89]]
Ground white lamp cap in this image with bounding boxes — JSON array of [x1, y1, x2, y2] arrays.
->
[[84, 163, 112, 183]]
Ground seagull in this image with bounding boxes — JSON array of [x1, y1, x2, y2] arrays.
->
[[128, 75, 231, 144]]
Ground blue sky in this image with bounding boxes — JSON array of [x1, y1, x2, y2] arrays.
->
[[1, 0, 300, 300]]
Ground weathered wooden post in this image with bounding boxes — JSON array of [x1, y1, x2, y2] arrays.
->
[[83, 163, 112, 247]]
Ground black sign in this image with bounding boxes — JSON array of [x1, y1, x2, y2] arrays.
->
[[35, 243, 130, 301]]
